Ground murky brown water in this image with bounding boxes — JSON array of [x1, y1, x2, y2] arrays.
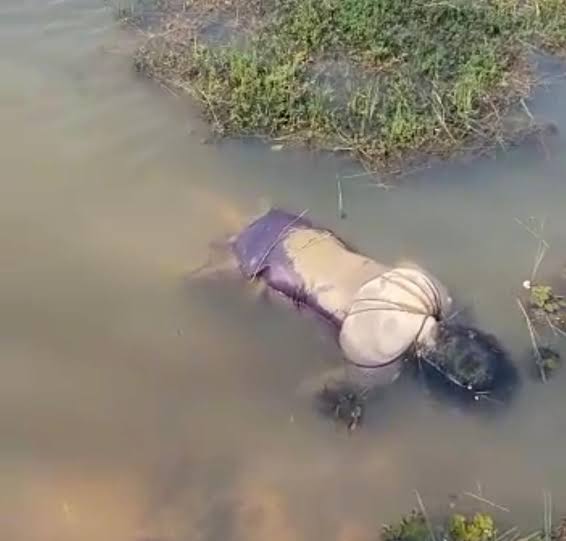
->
[[2, 2, 566, 540]]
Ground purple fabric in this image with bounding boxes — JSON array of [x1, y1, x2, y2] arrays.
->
[[232, 208, 312, 277], [231, 208, 341, 327]]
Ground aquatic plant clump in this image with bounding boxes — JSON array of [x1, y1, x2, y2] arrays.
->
[[381, 508, 566, 541], [521, 282, 566, 381], [132, 0, 566, 170], [449, 514, 496, 541], [382, 511, 497, 541], [529, 284, 566, 331], [382, 511, 431, 541], [317, 382, 365, 431], [537, 346, 562, 380]]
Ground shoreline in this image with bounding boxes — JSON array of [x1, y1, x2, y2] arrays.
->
[[117, 0, 566, 176]]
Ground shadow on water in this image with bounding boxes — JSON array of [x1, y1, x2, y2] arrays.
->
[[1, 1, 566, 540]]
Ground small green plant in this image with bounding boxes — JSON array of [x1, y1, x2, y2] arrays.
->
[[382, 511, 431, 541], [530, 285, 563, 313], [449, 513, 496, 541]]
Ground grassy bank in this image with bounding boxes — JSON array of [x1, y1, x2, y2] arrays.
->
[[128, 0, 566, 171]]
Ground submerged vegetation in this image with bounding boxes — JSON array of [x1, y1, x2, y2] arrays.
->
[[382, 511, 498, 541], [126, 0, 566, 171], [382, 510, 431, 541], [382, 508, 566, 541], [524, 283, 565, 381], [449, 513, 496, 541], [529, 284, 566, 328], [515, 218, 566, 382], [537, 346, 562, 380]]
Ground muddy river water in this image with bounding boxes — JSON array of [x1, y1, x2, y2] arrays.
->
[[2, 2, 566, 540]]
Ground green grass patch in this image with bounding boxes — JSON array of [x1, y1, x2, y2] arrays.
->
[[382, 511, 498, 541], [381, 510, 553, 541], [133, 0, 566, 170]]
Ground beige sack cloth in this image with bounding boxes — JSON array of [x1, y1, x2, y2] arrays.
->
[[339, 267, 452, 367], [281, 229, 451, 368]]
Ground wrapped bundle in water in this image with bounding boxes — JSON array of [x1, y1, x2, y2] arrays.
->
[[231, 208, 517, 420]]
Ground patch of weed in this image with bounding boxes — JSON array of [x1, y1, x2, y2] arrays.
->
[[382, 511, 431, 541], [449, 513, 496, 541], [134, 0, 566, 170]]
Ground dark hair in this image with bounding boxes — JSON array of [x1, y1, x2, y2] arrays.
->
[[417, 323, 519, 408]]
